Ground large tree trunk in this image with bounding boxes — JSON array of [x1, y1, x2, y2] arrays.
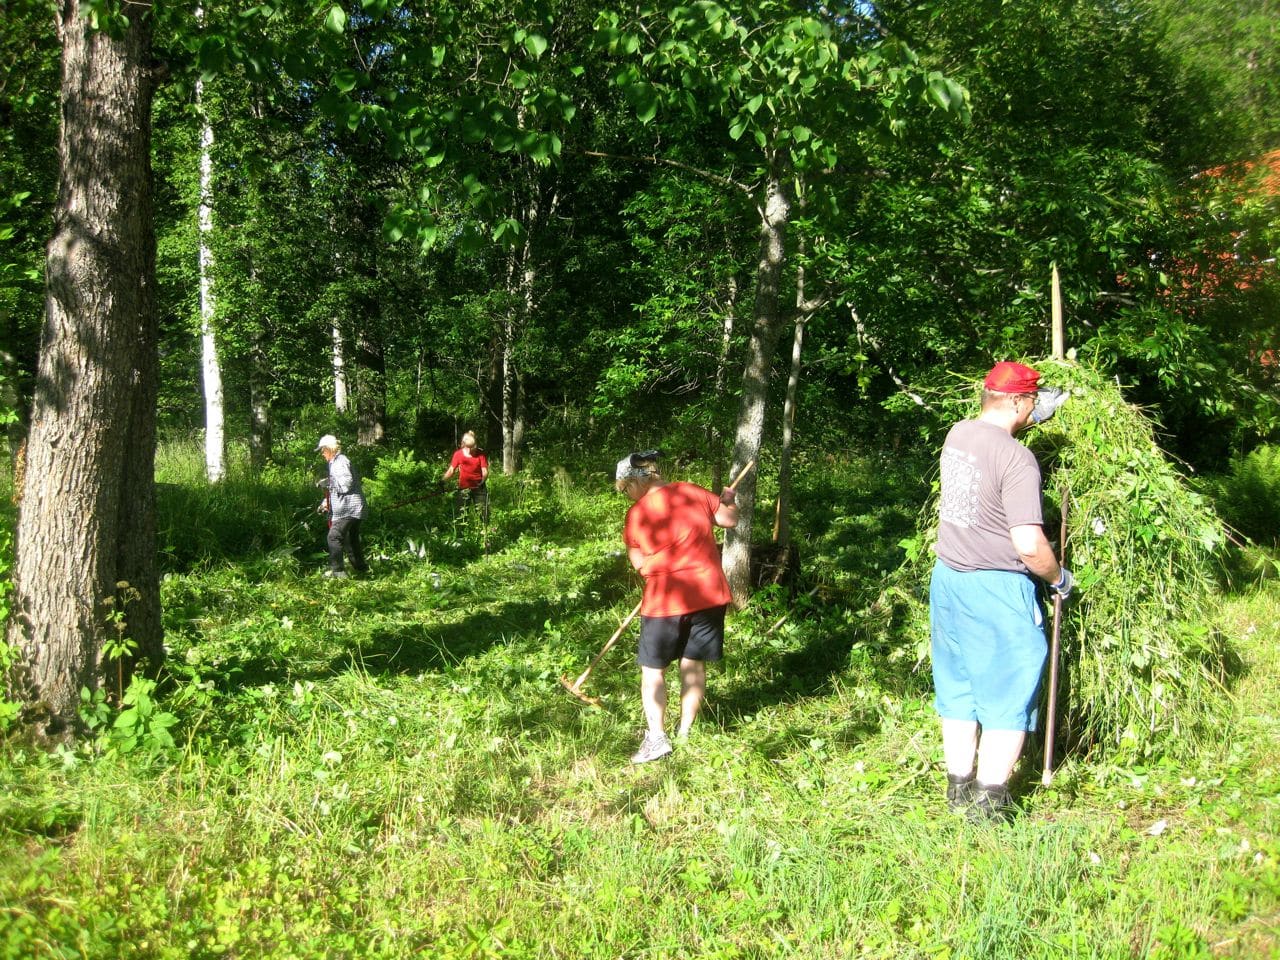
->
[[7, 3, 161, 735], [196, 72, 225, 483], [722, 165, 791, 605]]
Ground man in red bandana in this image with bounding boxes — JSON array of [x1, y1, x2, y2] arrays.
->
[[929, 361, 1072, 821]]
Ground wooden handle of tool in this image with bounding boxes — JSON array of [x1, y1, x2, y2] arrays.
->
[[571, 600, 643, 690], [1041, 486, 1069, 787], [727, 459, 755, 491]]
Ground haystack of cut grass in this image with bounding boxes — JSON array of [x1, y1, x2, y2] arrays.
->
[[866, 359, 1235, 760]]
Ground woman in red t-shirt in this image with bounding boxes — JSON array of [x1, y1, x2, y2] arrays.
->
[[442, 430, 489, 521], [616, 450, 738, 763]]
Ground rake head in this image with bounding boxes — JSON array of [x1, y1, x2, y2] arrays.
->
[[558, 674, 603, 708]]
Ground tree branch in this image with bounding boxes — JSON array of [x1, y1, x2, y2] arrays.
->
[[573, 148, 754, 196], [851, 305, 933, 411]]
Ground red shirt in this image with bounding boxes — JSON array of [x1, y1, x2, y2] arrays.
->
[[624, 481, 731, 617], [450, 448, 488, 488]]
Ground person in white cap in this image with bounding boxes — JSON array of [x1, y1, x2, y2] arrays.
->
[[315, 434, 368, 578], [616, 450, 738, 763]]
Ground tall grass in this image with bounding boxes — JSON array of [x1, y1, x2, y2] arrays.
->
[[2, 443, 1276, 958]]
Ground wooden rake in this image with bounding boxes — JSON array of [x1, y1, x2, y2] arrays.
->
[[557, 458, 756, 707], [558, 601, 643, 707]]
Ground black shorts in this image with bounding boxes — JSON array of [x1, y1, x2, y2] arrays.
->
[[636, 606, 726, 668]]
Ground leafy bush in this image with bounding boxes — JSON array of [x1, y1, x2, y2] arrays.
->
[[1206, 443, 1280, 547], [363, 448, 440, 507], [873, 360, 1234, 759]]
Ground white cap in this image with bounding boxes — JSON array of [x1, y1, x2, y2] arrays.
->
[[616, 450, 660, 481], [315, 434, 339, 452]]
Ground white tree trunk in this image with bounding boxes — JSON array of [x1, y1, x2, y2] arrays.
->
[[332, 323, 348, 413], [711, 275, 737, 492], [774, 316, 804, 544], [196, 71, 224, 483]]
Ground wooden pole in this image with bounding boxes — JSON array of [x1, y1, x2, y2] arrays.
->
[[1041, 487, 1069, 786], [1051, 263, 1065, 360]]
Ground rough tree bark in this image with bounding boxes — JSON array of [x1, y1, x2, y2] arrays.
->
[[721, 163, 791, 605], [7, 2, 162, 734]]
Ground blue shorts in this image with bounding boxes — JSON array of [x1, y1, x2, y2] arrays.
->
[[929, 559, 1047, 732]]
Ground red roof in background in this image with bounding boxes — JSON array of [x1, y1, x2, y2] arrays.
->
[[1203, 148, 1280, 195]]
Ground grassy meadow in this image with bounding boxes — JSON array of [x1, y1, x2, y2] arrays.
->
[[1, 440, 1278, 959]]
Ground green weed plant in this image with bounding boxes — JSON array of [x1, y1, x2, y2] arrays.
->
[[1207, 443, 1280, 548]]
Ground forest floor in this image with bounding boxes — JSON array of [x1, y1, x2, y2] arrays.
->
[[0, 446, 1277, 959]]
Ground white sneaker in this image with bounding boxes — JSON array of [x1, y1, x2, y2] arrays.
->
[[631, 731, 673, 764]]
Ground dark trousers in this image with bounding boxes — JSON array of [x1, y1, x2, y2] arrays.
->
[[327, 517, 368, 573], [454, 485, 489, 523]]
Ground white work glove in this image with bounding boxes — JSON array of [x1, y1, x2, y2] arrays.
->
[[1049, 566, 1074, 601], [1031, 388, 1068, 424]]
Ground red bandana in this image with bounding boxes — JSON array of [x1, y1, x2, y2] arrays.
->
[[984, 361, 1040, 393]]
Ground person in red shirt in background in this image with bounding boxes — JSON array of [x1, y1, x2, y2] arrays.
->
[[442, 430, 490, 522], [616, 450, 738, 764]]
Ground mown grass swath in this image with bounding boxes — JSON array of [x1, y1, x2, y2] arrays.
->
[[879, 359, 1233, 759]]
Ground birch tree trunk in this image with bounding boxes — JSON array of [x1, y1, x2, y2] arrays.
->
[[501, 302, 520, 474], [710, 275, 737, 493], [7, 2, 162, 734], [775, 217, 823, 547], [248, 328, 272, 471], [196, 70, 224, 483], [332, 322, 348, 413], [774, 313, 804, 546], [722, 163, 791, 605]]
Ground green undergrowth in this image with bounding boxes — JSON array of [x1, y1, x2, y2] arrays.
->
[[1, 443, 1277, 958]]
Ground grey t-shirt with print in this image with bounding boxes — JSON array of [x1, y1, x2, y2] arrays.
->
[[935, 419, 1043, 574]]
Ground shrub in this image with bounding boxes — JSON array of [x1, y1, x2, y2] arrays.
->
[[363, 448, 440, 508], [1207, 444, 1280, 547], [871, 360, 1234, 759]]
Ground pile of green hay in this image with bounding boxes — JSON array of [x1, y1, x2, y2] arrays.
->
[[868, 359, 1235, 760]]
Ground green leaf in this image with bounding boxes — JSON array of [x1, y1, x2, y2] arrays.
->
[[324, 5, 347, 35], [333, 68, 360, 93], [523, 34, 549, 60]]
